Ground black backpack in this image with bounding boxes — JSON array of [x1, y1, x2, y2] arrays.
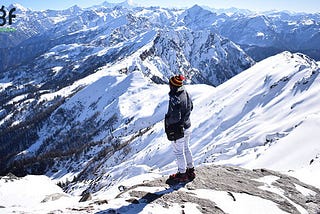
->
[[164, 118, 184, 141]]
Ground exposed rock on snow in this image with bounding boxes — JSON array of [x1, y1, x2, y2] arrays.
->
[[0, 173, 21, 182], [41, 193, 69, 203], [79, 192, 93, 202], [1, 165, 319, 213], [111, 165, 320, 214]]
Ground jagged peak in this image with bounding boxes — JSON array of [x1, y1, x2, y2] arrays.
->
[[68, 5, 82, 11], [182, 4, 216, 22], [186, 4, 210, 14]]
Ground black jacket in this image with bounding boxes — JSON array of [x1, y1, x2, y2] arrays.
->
[[165, 86, 193, 129]]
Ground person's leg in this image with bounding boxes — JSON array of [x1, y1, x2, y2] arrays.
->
[[171, 137, 186, 173], [183, 128, 194, 169]]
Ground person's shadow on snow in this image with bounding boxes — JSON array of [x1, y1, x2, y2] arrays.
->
[[96, 179, 191, 214]]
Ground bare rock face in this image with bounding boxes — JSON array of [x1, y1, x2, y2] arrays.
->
[[114, 165, 320, 214], [79, 192, 92, 202]]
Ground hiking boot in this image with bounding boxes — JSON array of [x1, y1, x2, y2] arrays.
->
[[186, 167, 195, 180], [169, 172, 188, 182]]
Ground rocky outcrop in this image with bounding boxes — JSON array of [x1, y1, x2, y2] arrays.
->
[[111, 165, 320, 214], [79, 192, 93, 202]]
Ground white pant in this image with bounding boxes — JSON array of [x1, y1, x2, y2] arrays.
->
[[171, 128, 194, 173]]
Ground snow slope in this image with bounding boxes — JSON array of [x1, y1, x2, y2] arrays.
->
[[13, 51, 318, 189], [1, 51, 320, 213], [14, 50, 316, 196], [189, 51, 320, 186]]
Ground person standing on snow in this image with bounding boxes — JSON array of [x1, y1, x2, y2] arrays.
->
[[165, 75, 195, 182]]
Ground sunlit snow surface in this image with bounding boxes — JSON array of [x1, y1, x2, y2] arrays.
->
[[1, 51, 319, 213]]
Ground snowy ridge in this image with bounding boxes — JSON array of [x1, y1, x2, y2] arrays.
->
[[190, 52, 320, 184]]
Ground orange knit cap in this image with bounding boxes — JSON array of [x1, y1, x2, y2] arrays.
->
[[169, 75, 185, 87]]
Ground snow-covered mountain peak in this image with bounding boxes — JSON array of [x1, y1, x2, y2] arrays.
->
[[66, 5, 82, 13], [100, 0, 135, 9], [8, 3, 28, 12], [186, 4, 208, 13], [222, 51, 317, 88], [180, 4, 216, 29], [215, 7, 253, 15]]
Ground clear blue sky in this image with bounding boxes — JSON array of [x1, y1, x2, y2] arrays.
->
[[2, 0, 319, 13]]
